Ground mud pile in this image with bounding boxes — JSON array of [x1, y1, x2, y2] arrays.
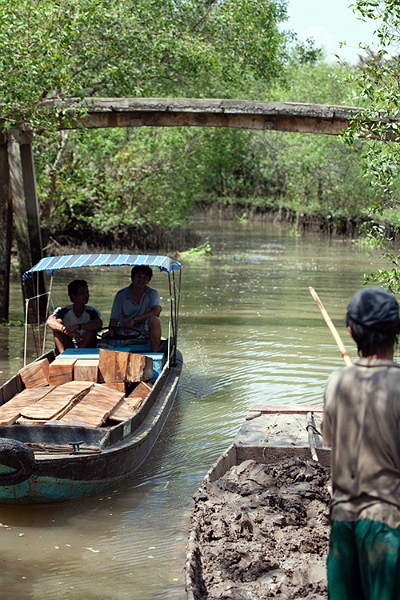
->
[[188, 457, 331, 599]]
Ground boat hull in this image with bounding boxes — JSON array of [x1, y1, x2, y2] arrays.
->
[[0, 350, 182, 504], [185, 404, 330, 600]]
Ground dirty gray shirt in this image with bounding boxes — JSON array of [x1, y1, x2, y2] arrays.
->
[[323, 358, 400, 524], [110, 285, 161, 328]]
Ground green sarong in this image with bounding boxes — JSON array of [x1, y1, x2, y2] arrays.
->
[[328, 519, 400, 600]]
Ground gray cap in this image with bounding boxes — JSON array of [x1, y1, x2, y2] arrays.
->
[[347, 287, 399, 328]]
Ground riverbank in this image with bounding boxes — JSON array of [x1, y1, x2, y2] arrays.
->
[[194, 202, 391, 240], [41, 203, 400, 252]]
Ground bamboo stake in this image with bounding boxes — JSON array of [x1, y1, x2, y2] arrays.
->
[[309, 286, 352, 366]]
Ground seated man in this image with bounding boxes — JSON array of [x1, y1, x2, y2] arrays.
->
[[46, 279, 103, 353], [104, 265, 161, 352]]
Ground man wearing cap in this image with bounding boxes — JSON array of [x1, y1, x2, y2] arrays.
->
[[323, 286, 400, 600]]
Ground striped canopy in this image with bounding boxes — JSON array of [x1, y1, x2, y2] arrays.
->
[[23, 254, 181, 280]]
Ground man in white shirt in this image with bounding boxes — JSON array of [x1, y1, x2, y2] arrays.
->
[[46, 279, 102, 353]]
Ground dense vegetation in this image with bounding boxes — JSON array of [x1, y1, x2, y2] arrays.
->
[[342, 1, 400, 292], [1, 0, 288, 128], [2, 0, 400, 267], [34, 58, 379, 249]]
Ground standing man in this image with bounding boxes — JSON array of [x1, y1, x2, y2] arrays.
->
[[46, 279, 103, 353], [105, 265, 161, 352], [323, 286, 400, 600]]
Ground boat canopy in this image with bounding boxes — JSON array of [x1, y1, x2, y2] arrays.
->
[[23, 254, 181, 280]]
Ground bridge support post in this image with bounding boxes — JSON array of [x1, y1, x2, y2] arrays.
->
[[7, 130, 45, 323], [0, 135, 12, 322]]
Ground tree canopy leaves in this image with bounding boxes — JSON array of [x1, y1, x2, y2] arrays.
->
[[344, 1, 400, 291], [346, 1, 400, 197], [0, 0, 289, 130]]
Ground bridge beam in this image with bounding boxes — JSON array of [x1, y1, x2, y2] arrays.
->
[[54, 98, 358, 136]]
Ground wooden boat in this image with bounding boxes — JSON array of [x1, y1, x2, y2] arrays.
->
[[184, 404, 331, 600], [0, 254, 182, 504]]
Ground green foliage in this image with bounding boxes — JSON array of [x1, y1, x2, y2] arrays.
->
[[33, 56, 384, 246], [364, 252, 400, 294], [0, 0, 289, 130], [269, 60, 356, 105], [172, 58, 378, 219], [343, 1, 400, 290], [36, 127, 203, 243], [251, 132, 376, 217], [179, 240, 213, 259], [2, 0, 302, 246], [7, 0, 379, 249], [345, 2, 400, 196]]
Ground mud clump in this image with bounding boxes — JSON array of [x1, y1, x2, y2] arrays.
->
[[188, 457, 331, 599]]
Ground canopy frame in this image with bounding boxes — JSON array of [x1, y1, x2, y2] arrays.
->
[[23, 253, 181, 280], [23, 254, 182, 367]]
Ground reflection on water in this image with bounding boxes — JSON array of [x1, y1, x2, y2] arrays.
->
[[0, 218, 388, 599]]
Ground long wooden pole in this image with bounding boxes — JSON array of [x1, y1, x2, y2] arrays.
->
[[309, 286, 352, 366]]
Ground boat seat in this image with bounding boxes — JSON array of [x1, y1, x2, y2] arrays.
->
[[56, 348, 165, 382], [57, 347, 151, 359]]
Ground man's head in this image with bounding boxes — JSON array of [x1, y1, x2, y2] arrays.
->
[[68, 279, 89, 302], [346, 287, 399, 357], [131, 265, 153, 282]]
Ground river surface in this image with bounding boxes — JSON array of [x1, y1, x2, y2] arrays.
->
[[0, 217, 388, 599]]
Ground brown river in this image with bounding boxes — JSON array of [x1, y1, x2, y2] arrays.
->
[[0, 216, 388, 599]]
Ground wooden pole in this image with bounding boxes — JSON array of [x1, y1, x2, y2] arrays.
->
[[19, 138, 43, 267], [8, 129, 44, 323], [8, 130, 33, 309], [19, 135, 46, 321], [0, 135, 12, 322], [309, 286, 352, 366]]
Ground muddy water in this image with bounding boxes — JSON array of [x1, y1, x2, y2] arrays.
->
[[0, 217, 387, 599]]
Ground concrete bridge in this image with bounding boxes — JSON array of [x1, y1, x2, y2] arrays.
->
[[0, 98, 363, 321], [58, 98, 358, 135]]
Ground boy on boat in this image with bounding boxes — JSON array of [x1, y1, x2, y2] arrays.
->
[[103, 265, 162, 352], [323, 286, 400, 600], [46, 279, 103, 353]]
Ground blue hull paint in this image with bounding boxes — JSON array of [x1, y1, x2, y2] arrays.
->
[[0, 473, 126, 503]]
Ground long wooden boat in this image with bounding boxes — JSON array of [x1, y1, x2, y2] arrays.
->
[[0, 254, 183, 504], [185, 404, 330, 600]]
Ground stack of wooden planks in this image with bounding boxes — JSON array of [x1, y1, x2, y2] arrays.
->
[[0, 387, 55, 426], [17, 382, 95, 424], [59, 384, 124, 427], [108, 381, 152, 423], [6, 353, 155, 428], [20, 351, 154, 391], [98, 349, 153, 393]]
